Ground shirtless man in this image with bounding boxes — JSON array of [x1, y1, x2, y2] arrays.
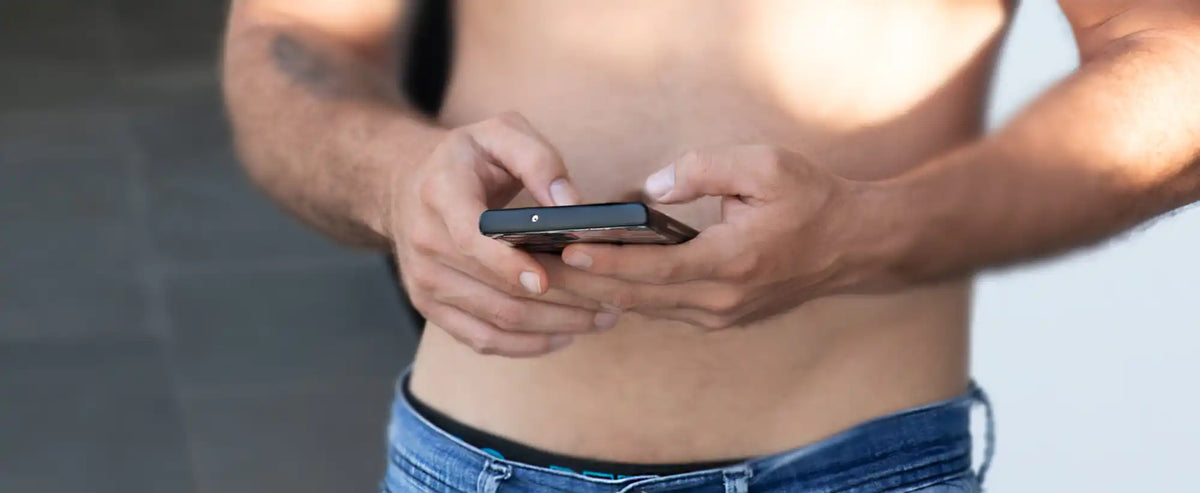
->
[[222, 1, 1200, 491]]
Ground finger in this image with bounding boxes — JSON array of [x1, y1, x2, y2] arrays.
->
[[637, 288, 780, 331], [644, 146, 779, 203], [469, 112, 582, 207], [544, 260, 704, 311], [561, 225, 739, 284], [425, 303, 575, 358], [442, 250, 603, 310], [634, 308, 726, 330], [431, 266, 615, 333], [427, 161, 550, 296], [530, 254, 608, 310], [454, 214, 549, 296], [636, 298, 765, 331]]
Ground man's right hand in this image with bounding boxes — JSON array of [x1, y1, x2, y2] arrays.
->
[[224, 7, 616, 357], [387, 112, 619, 357]]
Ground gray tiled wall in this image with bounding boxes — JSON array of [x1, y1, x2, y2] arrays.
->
[[0, 2, 419, 492]]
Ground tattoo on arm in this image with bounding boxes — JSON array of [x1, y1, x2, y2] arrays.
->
[[271, 33, 366, 99]]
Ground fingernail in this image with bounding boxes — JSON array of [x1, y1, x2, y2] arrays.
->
[[550, 178, 581, 206], [519, 271, 542, 295], [644, 165, 675, 200], [593, 311, 620, 331], [563, 251, 593, 270], [549, 334, 574, 350]]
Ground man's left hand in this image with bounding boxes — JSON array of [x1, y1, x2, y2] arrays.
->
[[545, 145, 891, 330]]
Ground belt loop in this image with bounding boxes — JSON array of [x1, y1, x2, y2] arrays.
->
[[477, 458, 512, 493], [970, 382, 996, 485], [722, 465, 752, 493]]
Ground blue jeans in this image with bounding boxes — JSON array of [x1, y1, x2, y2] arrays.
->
[[382, 378, 995, 493]]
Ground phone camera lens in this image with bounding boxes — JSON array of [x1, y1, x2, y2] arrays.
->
[[531, 214, 540, 223]]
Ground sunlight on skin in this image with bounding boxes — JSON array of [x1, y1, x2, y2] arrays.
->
[[457, 0, 1009, 135], [736, 0, 1009, 132], [478, 1, 711, 80]]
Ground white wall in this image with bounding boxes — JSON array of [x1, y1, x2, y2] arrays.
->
[[977, 1, 1200, 490]]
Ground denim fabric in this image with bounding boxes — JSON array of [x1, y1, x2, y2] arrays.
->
[[382, 377, 995, 493]]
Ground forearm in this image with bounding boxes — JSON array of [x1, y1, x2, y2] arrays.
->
[[859, 28, 1200, 286], [222, 3, 444, 248]]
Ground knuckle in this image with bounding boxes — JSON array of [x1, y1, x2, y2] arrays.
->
[[699, 309, 745, 330], [484, 112, 531, 136], [493, 280, 523, 298], [652, 261, 681, 282], [467, 118, 502, 137], [570, 309, 602, 331], [754, 147, 791, 186], [417, 175, 440, 205], [719, 251, 761, 280], [494, 111, 527, 127], [608, 289, 637, 311], [678, 150, 706, 173], [405, 264, 439, 293], [421, 168, 463, 206], [443, 128, 472, 146], [467, 332, 502, 355], [696, 311, 729, 331], [700, 288, 744, 315], [527, 336, 556, 355], [411, 274, 437, 294], [758, 148, 784, 173], [526, 145, 557, 168], [438, 130, 478, 160], [507, 138, 556, 170], [696, 313, 733, 331], [408, 227, 440, 256], [715, 314, 741, 330], [489, 301, 527, 331], [455, 236, 481, 260], [407, 293, 435, 316]]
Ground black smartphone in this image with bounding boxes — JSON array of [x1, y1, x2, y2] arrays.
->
[[479, 202, 698, 253]]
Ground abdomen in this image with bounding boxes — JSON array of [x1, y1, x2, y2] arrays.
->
[[409, 0, 1008, 462]]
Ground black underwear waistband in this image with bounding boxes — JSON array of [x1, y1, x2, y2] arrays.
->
[[402, 382, 746, 479]]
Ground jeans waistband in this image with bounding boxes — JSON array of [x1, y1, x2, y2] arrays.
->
[[386, 373, 995, 493]]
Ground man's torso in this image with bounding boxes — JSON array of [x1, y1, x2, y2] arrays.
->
[[410, 0, 1012, 463]]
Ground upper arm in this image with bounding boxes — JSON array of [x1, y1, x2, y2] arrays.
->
[[227, 0, 410, 65], [1057, 0, 1200, 58]]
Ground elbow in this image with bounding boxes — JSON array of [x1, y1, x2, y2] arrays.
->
[[220, 50, 272, 188], [225, 115, 290, 202], [228, 126, 276, 189], [219, 70, 283, 192], [221, 98, 267, 180]]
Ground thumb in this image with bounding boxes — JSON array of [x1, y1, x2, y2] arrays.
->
[[468, 113, 582, 207], [644, 148, 768, 204]]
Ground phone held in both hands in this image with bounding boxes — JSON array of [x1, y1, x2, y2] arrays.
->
[[479, 202, 698, 253]]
